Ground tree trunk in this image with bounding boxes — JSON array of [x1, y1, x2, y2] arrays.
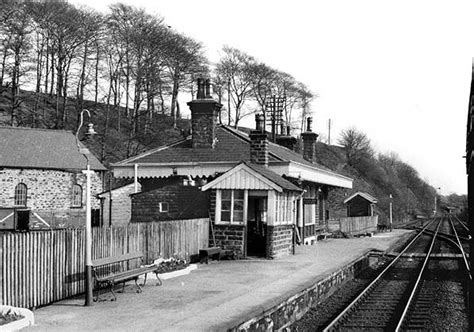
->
[[170, 77, 179, 128], [94, 42, 99, 107]]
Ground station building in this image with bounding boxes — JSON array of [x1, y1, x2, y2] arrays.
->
[[112, 79, 353, 259]]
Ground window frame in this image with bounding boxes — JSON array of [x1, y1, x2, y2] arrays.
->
[[216, 189, 247, 225], [71, 184, 83, 208], [14, 183, 28, 207], [158, 202, 169, 213]]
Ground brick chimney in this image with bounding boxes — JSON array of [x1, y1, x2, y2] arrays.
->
[[276, 125, 297, 151], [249, 114, 269, 166], [301, 117, 318, 163], [187, 78, 222, 148]]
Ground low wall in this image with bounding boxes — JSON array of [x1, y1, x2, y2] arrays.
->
[[229, 252, 374, 331]]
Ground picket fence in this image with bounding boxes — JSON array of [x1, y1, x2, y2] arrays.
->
[[0, 218, 209, 308]]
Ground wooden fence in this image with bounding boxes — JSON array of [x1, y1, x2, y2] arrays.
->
[[339, 216, 378, 236], [0, 218, 209, 308]]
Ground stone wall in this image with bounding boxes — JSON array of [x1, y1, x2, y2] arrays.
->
[[0, 168, 102, 228], [230, 254, 372, 331], [266, 224, 294, 259], [213, 224, 245, 257], [99, 183, 140, 226]]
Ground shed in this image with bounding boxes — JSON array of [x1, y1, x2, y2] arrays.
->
[[344, 192, 378, 217]]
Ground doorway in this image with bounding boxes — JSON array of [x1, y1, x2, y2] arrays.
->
[[247, 195, 267, 257], [16, 209, 30, 231]]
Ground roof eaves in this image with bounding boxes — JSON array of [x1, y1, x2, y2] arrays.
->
[[111, 137, 190, 166]]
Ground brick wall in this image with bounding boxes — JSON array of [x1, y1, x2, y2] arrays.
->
[[0, 168, 103, 228], [213, 224, 245, 257], [249, 131, 269, 166], [131, 185, 210, 222], [266, 224, 294, 259]]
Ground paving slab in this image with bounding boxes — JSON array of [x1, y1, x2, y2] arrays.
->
[[27, 229, 412, 332]]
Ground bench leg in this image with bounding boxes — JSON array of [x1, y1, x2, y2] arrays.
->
[[142, 272, 148, 286], [134, 278, 143, 293], [154, 272, 162, 286], [109, 282, 117, 301]]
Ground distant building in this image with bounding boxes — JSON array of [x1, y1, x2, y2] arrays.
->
[[111, 79, 353, 259], [344, 192, 378, 217], [0, 127, 106, 230]]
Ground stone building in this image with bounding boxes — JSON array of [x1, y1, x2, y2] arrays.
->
[[0, 127, 106, 229], [112, 79, 353, 259]]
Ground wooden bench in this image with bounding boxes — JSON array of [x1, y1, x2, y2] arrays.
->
[[92, 252, 162, 301], [317, 232, 332, 241], [199, 247, 223, 264]]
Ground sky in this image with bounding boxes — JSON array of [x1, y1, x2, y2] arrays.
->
[[70, 0, 474, 195]]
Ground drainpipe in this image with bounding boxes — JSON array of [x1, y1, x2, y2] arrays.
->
[[134, 164, 139, 193]]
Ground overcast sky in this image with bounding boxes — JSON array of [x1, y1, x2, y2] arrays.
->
[[71, 0, 473, 195]]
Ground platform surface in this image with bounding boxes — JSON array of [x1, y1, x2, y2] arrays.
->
[[27, 229, 412, 332]]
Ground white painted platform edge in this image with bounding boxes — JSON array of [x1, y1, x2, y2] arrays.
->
[[139, 264, 197, 281], [1, 305, 34, 331]]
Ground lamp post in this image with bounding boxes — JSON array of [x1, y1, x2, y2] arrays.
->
[[389, 194, 393, 232], [434, 187, 441, 217], [75, 109, 97, 307]]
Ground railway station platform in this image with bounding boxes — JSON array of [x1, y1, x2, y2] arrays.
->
[[27, 229, 412, 332]]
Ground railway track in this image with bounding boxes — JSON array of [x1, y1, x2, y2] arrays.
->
[[322, 216, 470, 331]]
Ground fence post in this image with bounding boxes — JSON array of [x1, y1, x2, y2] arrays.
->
[[0, 233, 3, 305]]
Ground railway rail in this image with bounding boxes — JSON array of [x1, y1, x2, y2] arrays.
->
[[322, 216, 470, 331]]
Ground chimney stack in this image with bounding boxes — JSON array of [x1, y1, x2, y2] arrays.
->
[[301, 117, 318, 163], [187, 78, 222, 148], [276, 125, 297, 151], [249, 114, 269, 166]]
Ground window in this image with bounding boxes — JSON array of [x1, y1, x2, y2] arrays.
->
[[14, 183, 27, 206], [159, 202, 169, 213], [220, 190, 244, 224], [71, 184, 82, 207]]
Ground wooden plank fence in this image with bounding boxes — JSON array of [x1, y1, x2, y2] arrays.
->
[[0, 218, 209, 309], [339, 216, 378, 236]]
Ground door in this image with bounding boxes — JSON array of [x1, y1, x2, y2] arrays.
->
[[247, 196, 267, 257], [16, 209, 30, 231]]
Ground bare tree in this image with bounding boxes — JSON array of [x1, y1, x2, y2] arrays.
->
[[164, 31, 205, 127], [0, 3, 32, 126], [338, 127, 374, 166], [215, 46, 256, 128]]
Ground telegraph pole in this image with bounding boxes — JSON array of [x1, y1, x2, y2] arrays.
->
[[328, 119, 332, 145]]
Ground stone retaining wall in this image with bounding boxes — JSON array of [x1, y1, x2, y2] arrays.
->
[[229, 253, 373, 331]]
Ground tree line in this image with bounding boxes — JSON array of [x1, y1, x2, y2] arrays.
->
[[0, 1, 315, 137], [338, 127, 441, 220]]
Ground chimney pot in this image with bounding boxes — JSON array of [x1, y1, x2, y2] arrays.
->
[[302, 117, 318, 163], [197, 78, 205, 99], [205, 79, 212, 98], [306, 117, 313, 132], [255, 114, 265, 132]]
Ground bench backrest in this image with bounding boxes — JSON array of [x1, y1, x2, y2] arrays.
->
[[92, 252, 143, 267]]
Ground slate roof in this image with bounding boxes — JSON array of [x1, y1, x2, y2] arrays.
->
[[0, 126, 106, 171], [243, 162, 302, 192], [115, 125, 330, 173], [344, 191, 378, 204]]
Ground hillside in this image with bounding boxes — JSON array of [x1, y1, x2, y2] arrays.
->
[[0, 87, 442, 224]]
